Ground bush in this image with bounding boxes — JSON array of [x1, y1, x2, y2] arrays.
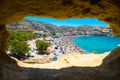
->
[[35, 40, 50, 51], [9, 31, 37, 41], [7, 31, 37, 59], [42, 34, 47, 37], [51, 31, 56, 36], [8, 40, 30, 59]]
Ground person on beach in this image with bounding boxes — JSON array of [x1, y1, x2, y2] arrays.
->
[[63, 51, 67, 54], [27, 51, 34, 57], [60, 46, 63, 51], [52, 54, 58, 61]]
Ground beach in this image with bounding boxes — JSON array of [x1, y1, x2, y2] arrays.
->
[[18, 52, 110, 69], [8, 35, 117, 80], [26, 35, 86, 63], [18, 35, 111, 68], [48, 35, 85, 55]]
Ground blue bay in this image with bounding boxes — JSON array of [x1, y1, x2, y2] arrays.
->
[[73, 36, 120, 54]]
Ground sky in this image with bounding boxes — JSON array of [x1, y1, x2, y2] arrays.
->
[[24, 16, 109, 27]]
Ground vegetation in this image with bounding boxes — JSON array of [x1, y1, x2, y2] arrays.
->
[[8, 31, 37, 59], [51, 31, 56, 36], [42, 34, 47, 37], [24, 61, 36, 64], [35, 40, 50, 51], [9, 31, 37, 41], [8, 40, 30, 59]]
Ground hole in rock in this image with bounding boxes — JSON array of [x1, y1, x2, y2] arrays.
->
[[4, 15, 120, 80], [6, 16, 120, 67]]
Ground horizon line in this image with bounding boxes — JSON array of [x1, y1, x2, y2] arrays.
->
[[24, 16, 109, 27]]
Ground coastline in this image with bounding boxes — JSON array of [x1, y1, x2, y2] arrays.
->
[[19, 51, 110, 68], [25, 35, 85, 64], [118, 44, 120, 46], [48, 35, 79, 56], [73, 35, 120, 54], [24, 35, 119, 65]]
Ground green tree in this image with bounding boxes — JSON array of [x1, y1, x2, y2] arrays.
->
[[9, 31, 37, 41], [42, 34, 47, 37], [9, 40, 30, 59], [8, 31, 37, 59], [51, 31, 56, 36], [35, 40, 50, 51]]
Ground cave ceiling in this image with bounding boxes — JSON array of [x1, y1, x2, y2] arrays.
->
[[0, 0, 120, 36]]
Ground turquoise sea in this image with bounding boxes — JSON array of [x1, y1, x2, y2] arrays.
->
[[73, 36, 120, 54]]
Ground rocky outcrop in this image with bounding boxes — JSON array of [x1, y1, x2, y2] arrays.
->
[[101, 47, 120, 69]]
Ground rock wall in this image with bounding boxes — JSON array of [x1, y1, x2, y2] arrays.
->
[[0, 0, 120, 80], [101, 47, 120, 69], [0, 25, 15, 63], [0, 0, 119, 62], [0, 0, 120, 35]]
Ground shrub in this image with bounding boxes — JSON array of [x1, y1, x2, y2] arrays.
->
[[8, 39, 30, 59], [9, 31, 37, 41], [51, 31, 56, 36], [35, 40, 50, 51]]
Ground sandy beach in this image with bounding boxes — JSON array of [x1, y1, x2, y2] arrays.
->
[[18, 52, 110, 69], [26, 35, 85, 62], [5, 33, 120, 80], [18, 35, 111, 69]]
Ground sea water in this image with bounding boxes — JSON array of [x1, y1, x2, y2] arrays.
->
[[73, 36, 120, 54]]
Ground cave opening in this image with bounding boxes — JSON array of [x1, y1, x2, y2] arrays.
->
[[0, 0, 120, 80], [6, 16, 120, 65]]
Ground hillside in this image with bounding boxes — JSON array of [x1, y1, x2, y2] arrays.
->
[[7, 20, 112, 36], [7, 20, 60, 32]]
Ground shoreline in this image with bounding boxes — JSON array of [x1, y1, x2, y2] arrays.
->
[[50, 35, 85, 55], [72, 35, 120, 54], [27, 35, 113, 56], [19, 51, 110, 68], [71, 35, 88, 54], [23, 35, 117, 64]]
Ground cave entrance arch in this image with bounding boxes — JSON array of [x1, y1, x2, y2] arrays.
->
[[0, 0, 120, 80], [0, 0, 120, 66]]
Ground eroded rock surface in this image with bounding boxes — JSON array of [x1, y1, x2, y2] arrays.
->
[[0, 0, 120, 35], [0, 0, 120, 80]]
